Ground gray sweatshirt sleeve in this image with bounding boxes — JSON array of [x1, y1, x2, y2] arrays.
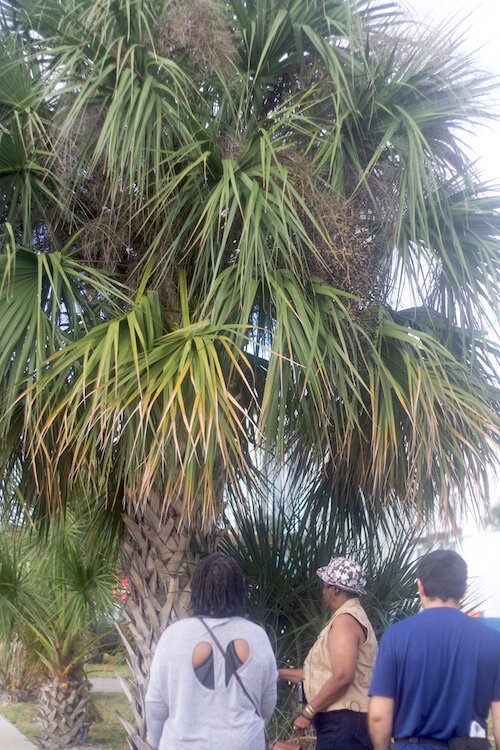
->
[[145, 701, 169, 749], [259, 632, 278, 718], [145, 640, 169, 748], [260, 676, 277, 719]]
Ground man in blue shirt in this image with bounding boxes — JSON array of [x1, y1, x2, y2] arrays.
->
[[368, 549, 500, 750]]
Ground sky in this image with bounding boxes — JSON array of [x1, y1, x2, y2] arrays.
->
[[406, 0, 500, 184], [406, 0, 500, 616]]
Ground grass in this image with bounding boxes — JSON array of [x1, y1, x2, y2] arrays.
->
[[0, 692, 132, 749], [87, 693, 134, 749], [1, 700, 39, 743]]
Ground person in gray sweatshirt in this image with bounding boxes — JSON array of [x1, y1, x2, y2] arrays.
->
[[145, 553, 277, 750]]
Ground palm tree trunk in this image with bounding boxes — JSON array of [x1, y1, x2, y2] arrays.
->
[[0, 636, 42, 702], [38, 669, 91, 749], [118, 491, 201, 750]]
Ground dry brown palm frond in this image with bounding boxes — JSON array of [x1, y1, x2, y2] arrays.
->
[[283, 152, 388, 314], [76, 219, 129, 273], [155, 0, 238, 76], [218, 132, 246, 162]]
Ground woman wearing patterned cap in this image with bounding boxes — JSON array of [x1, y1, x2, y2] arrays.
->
[[278, 557, 377, 750]]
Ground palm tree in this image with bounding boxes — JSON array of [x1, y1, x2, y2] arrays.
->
[[1, 0, 499, 745], [0, 517, 117, 748]]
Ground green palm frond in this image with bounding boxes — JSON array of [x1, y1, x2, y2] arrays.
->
[[23, 289, 259, 525], [0, 35, 62, 243], [17, 262, 500, 525], [291, 309, 498, 519], [0, 231, 128, 414], [0, 531, 40, 641], [13, 0, 198, 200], [400, 184, 500, 329], [367, 312, 498, 511]]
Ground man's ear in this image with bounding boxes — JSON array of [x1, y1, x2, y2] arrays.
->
[[417, 579, 425, 599]]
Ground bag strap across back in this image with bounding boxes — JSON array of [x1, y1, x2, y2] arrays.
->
[[197, 616, 262, 717]]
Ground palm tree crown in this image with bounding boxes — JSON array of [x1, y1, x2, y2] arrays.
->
[[1, 0, 498, 528]]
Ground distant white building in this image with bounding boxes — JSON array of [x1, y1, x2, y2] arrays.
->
[[413, 523, 500, 619], [460, 529, 500, 618]]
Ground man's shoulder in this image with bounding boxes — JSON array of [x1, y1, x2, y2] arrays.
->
[[381, 612, 422, 639], [379, 609, 452, 644], [382, 609, 500, 645], [466, 617, 500, 645], [439, 609, 500, 644]]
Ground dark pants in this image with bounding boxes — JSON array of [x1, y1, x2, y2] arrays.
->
[[313, 709, 372, 750]]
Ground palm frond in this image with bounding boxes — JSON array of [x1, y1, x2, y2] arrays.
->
[[21, 290, 259, 526], [0, 232, 128, 416]]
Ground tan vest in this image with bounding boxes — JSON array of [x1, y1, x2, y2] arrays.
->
[[303, 597, 378, 713]]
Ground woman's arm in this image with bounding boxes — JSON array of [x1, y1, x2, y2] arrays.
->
[[293, 614, 363, 731], [278, 667, 305, 683], [313, 613, 362, 707]]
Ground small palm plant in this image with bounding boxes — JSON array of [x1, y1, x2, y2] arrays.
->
[[0, 517, 117, 749], [0, 536, 43, 701], [221, 487, 421, 654]]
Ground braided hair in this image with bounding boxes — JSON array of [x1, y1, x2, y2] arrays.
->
[[190, 553, 246, 618]]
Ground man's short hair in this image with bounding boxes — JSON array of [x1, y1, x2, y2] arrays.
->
[[417, 549, 467, 602]]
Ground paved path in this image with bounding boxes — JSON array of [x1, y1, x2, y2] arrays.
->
[[89, 676, 124, 693], [0, 714, 37, 750]]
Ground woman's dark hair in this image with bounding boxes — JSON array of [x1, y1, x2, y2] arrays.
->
[[190, 553, 246, 617], [417, 549, 467, 602]]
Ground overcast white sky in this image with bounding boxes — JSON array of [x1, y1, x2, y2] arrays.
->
[[407, 0, 500, 616], [407, 0, 500, 183]]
